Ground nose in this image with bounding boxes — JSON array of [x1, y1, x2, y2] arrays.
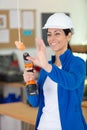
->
[[50, 34, 56, 42]]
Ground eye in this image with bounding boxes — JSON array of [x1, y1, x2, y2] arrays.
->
[[47, 33, 51, 37], [55, 32, 61, 35]]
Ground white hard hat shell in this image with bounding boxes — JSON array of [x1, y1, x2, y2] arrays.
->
[[43, 13, 74, 34]]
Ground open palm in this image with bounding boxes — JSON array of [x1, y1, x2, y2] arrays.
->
[[28, 38, 48, 69]]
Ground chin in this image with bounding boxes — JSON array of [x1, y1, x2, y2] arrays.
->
[[51, 47, 59, 51]]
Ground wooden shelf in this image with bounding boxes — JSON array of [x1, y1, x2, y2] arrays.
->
[[0, 82, 25, 88], [71, 45, 87, 53]]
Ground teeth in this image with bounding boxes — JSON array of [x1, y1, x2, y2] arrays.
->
[[52, 42, 56, 45]]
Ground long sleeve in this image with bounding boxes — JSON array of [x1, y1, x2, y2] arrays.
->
[[47, 56, 86, 90]]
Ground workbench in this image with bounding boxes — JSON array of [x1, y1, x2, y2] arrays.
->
[[0, 102, 38, 130], [0, 102, 38, 125], [82, 101, 87, 123]]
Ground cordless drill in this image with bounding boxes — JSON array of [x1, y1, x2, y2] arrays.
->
[[23, 52, 38, 95]]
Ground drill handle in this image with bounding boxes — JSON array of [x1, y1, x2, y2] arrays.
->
[[23, 52, 38, 95]]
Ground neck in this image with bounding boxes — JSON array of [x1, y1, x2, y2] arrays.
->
[[55, 48, 68, 57], [55, 55, 61, 67], [54, 49, 68, 67]]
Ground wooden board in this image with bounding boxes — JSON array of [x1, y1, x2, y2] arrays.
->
[[0, 102, 38, 125]]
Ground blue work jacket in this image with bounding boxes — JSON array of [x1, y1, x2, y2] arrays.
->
[[27, 49, 87, 130]]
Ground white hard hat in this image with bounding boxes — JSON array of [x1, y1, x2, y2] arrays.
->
[[42, 13, 74, 34]]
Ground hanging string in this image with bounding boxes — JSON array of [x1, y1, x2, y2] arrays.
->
[[15, 0, 26, 50], [17, 0, 21, 42]]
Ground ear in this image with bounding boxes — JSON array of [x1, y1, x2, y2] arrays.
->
[[67, 32, 72, 42]]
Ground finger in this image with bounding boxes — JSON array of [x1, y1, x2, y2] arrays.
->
[[35, 38, 46, 51], [26, 56, 35, 63], [35, 38, 42, 51]]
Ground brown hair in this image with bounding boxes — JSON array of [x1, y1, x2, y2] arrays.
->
[[63, 29, 72, 51]]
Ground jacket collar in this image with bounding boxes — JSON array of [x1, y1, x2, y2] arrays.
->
[[51, 49, 72, 68]]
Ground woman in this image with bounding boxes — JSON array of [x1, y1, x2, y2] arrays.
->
[[23, 13, 87, 130]]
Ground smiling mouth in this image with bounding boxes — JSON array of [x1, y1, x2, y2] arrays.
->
[[51, 42, 57, 46]]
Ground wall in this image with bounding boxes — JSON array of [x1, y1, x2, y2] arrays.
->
[[0, 0, 87, 70]]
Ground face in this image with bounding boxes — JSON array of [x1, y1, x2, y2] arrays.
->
[[47, 28, 72, 55]]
